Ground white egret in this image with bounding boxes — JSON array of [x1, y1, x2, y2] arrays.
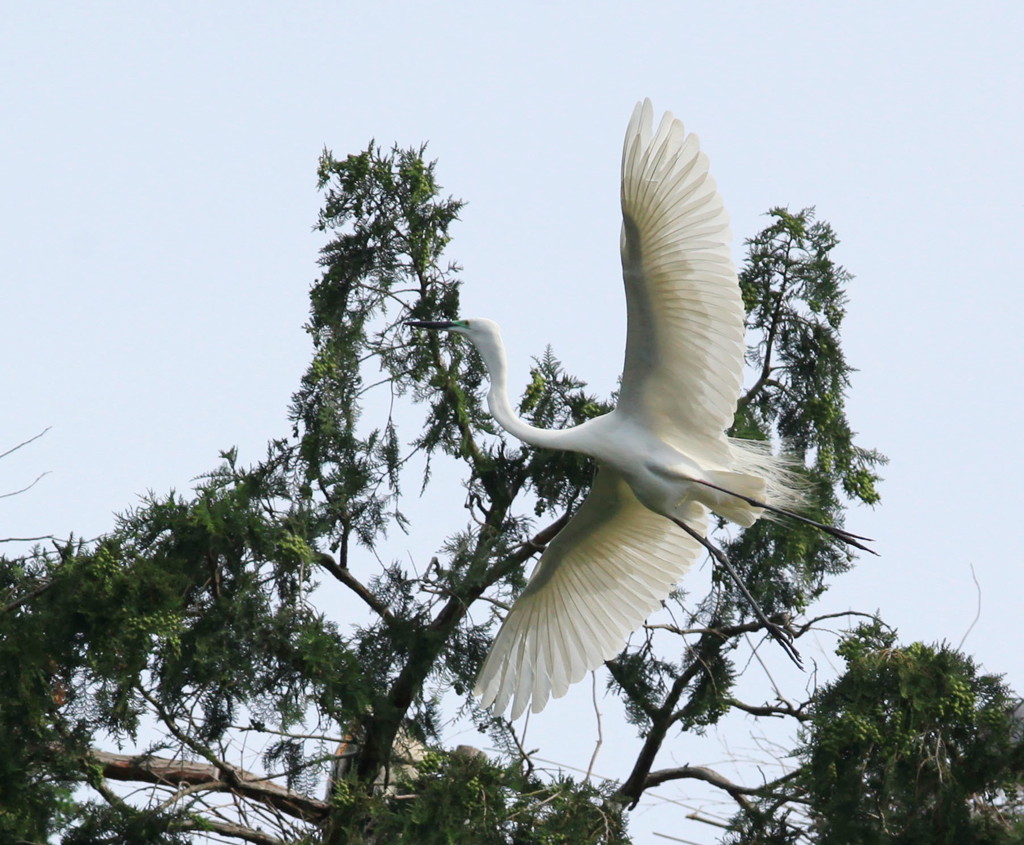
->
[[408, 100, 870, 719]]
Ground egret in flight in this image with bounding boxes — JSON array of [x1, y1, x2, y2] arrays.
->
[[408, 100, 870, 719]]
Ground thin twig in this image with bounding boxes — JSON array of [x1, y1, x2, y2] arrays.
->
[[958, 563, 982, 650], [501, 717, 536, 777], [794, 609, 891, 637], [586, 671, 603, 782], [686, 811, 734, 830], [0, 427, 51, 460], [230, 724, 347, 744], [0, 534, 56, 544], [644, 618, 789, 640], [0, 471, 51, 499]]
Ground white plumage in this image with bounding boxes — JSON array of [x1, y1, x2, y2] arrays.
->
[[409, 100, 809, 719]]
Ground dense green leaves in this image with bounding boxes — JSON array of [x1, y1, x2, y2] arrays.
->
[[738, 208, 884, 506], [328, 748, 628, 844], [806, 627, 1023, 844], [731, 208, 885, 609], [726, 626, 1024, 844]]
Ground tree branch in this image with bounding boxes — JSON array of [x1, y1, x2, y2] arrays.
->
[[317, 551, 396, 625], [739, 235, 795, 410], [357, 511, 571, 784], [0, 426, 51, 460], [727, 697, 808, 722], [644, 764, 759, 808], [794, 609, 890, 637], [0, 471, 51, 499], [90, 748, 329, 823], [0, 534, 56, 544], [646, 765, 805, 819], [614, 635, 722, 807], [4, 578, 56, 613], [644, 617, 792, 641], [135, 688, 329, 823], [172, 817, 288, 845]]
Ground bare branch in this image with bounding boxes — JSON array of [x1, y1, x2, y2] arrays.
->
[[794, 609, 890, 635], [0, 534, 56, 544], [727, 697, 809, 722], [587, 671, 603, 782], [316, 551, 396, 624], [957, 562, 982, 650], [648, 765, 754, 809], [644, 764, 775, 808], [91, 749, 329, 823], [171, 816, 288, 845], [0, 427, 51, 460], [0, 471, 51, 499], [614, 640, 713, 807], [644, 617, 791, 641]]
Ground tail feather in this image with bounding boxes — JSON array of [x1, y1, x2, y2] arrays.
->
[[726, 437, 808, 513]]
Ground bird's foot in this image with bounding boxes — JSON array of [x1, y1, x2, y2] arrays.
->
[[669, 516, 802, 667]]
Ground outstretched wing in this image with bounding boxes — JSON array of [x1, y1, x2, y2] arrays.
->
[[618, 99, 745, 463], [475, 468, 706, 720]]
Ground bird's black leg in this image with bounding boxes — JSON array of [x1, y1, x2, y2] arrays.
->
[[669, 515, 803, 668], [688, 478, 877, 555]]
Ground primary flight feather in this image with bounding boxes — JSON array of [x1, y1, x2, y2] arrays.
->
[[408, 100, 850, 719]]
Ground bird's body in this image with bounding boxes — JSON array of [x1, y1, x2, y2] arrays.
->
[[471, 320, 768, 525], [408, 100, 840, 719]]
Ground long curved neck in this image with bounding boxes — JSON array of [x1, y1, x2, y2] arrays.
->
[[470, 330, 579, 451]]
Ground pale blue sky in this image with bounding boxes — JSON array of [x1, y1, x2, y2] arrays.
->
[[3, 3, 1023, 841]]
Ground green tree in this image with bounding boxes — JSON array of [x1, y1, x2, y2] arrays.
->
[[724, 623, 1024, 845], [1, 143, 1019, 844]]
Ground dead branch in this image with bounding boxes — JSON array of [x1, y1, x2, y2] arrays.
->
[[727, 697, 809, 722], [317, 551, 396, 624], [171, 816, 288, 845], [0, 471, 51, 499], [794, 609, 890, 636], [644, 764, 770, 808], [0, 427, 51, 461], [0, 534, 57, 544], [91, 748, 329, 823], [644, 617, 792, 641]]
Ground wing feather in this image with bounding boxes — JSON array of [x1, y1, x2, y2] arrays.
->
[[618, 100, 745, 462], [475, 469, 706, 719]]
